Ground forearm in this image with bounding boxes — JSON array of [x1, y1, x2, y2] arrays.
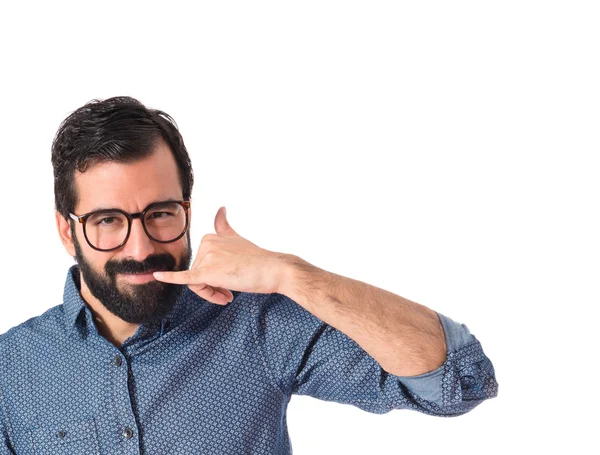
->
[[278, 255, 447, 377]]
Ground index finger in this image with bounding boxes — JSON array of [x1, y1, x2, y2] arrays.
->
[[153, 269, 201, 284]]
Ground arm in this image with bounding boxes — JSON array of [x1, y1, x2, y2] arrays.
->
[[1, 388, 15, 455], [250, 291, 498, 417], [0, 339, 15, 455], [0, 412, 14, 455], [265, 255, 498, 416], [278, 255, 448, 376]]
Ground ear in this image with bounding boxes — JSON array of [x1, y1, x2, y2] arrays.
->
[[55, 210, 76, 257]]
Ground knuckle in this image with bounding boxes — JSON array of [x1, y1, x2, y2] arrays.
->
[[201, 233, 215, 244]]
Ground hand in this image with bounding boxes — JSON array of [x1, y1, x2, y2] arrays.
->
[[153, 206, 289, 305]]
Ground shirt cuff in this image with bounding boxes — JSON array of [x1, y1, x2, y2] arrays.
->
[[388, 311, 478, 407]]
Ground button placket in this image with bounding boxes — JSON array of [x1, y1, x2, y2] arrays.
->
[[108, 350, 139, 452], [113, 355, 123, 367]]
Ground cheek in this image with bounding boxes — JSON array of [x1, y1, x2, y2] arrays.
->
[[82, 246, 115, 274], [176, 232, 191, 251], [170, 238, 192, 267], [169, 243, 189, 262]]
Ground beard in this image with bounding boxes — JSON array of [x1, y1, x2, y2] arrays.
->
[[72, 229, 193, 325]]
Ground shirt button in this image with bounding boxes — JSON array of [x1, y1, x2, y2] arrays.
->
[[122, 427, 134, 439], [113, 355, 123, 367], [56, 430, 66, 438]]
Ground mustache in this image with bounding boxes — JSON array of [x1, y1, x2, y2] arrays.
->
[[105, 253, 177, 277]]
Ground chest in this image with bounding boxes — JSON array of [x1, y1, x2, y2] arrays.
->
[[3, 324, 288, 454]]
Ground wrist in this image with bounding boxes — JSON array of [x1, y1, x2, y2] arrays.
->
[[276, 253, 304, 297]]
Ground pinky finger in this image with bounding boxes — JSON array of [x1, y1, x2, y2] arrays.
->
[[188, 284, 233, 305]]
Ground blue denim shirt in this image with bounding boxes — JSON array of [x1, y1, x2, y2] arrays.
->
[[0, 265, 498, 454]]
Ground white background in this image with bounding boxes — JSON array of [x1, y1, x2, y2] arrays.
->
[[0, 1, 598, 453]]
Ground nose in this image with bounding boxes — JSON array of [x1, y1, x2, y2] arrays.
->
[[122, 217, 156, 261]]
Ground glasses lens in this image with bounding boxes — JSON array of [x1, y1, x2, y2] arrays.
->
[[144, 202, 187, 242], [85, 211, 129, 250]]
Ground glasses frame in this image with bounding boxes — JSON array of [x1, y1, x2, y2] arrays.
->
[[69, 200, 191, 252]]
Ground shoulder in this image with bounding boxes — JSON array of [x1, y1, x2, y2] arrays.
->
[[0, 305, 65, 353], [238, 291, 324, 329]]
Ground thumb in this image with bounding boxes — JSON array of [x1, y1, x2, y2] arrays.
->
[[214, 206, 239, 237]]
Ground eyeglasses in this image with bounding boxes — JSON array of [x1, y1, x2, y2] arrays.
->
[[69, 200, 191, 252]]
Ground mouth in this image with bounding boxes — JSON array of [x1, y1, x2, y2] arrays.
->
[[120, 268, 166, 284]]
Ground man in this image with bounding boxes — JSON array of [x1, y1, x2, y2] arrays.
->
[[0, 96, 498, 454]]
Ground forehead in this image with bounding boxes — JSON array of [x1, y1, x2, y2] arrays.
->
[[73, 140, 183, 213]]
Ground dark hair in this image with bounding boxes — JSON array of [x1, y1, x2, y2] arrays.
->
[[51, 96, 194, 220]]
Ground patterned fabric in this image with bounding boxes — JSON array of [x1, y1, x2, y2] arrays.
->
[[0, 265, 498, 454]]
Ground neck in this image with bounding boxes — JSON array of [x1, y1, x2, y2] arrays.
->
[[79, 279, 140, 349]]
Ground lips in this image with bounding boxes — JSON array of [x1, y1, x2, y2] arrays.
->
[[124, 268, 165, 275], [119, 270, 161, 284]]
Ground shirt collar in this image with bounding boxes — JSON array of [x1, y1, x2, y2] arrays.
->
[[63, 264, 187, 340], [63, 264, 88, 337]]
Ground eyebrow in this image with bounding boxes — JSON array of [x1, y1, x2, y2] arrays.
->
[[85, 198, 183, 214]]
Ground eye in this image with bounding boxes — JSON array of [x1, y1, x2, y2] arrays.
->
[[96, 216, 118, 226], [148, 211, 174, 219]]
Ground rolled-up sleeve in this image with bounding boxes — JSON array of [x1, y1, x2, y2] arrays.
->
[[251, 293, 498, 417]]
